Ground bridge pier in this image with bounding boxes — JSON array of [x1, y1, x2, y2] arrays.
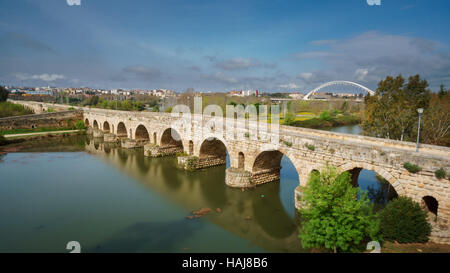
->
[[93, 129, 104, 138], [121, 138, 139, 149], [104, 133, 119, 143], [178, 155, 226, 170], [145, 144, 183, 157], [225, 168, 253, 188]]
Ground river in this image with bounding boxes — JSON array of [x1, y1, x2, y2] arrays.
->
[[0, 125, 393, 253]]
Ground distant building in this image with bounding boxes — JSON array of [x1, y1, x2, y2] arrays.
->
[[289, 92, 304, 100]]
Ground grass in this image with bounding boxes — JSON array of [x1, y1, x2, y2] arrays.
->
[[0, 126, 76, 135], [0, 101, 34, 118]]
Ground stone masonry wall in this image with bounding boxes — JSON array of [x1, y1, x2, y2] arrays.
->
[[0, 110, 83, 131]]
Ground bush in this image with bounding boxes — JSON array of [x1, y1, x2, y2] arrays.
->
[[75, 120, 86, 130], [305, 143, 315, 151], [319, 110, 332, 121], [435, 168, 447, 180], [379, 197, 431, 243], [403, 162, 422, 173], [298, 165, 381, 252], [0, 135, 8, 146], [283, 112, 296, 125], [0, 86, 8, 102], [283, 140, 293, 147]]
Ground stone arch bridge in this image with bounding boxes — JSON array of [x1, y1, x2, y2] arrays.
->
[[11, 100, 450, 243]]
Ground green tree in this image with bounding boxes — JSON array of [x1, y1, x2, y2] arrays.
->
[[0, 86, 8, 102], [283, 112, 296, 125], [361, 75, 431, 142], [438, 84, 447, 99], [298, 165, 381, 253], [379, 197, 431, 243], [319, 110, 332, 121]]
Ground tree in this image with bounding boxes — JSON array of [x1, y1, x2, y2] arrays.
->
[[361, 75, 431, 142], [0, 86, 8, 102], [298, 165, 381, 252], [438, 84, 447, 99], [379, 197, 431, 243], [283, 112, 296, 125]]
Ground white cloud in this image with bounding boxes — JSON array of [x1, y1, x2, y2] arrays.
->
[[354, 68, 369, 81], [298, 72, 314, 80], [13, 73, 65, 82], [279, 83, 302, 89]]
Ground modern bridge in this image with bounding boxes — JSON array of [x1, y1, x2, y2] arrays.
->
[[303, 81, 376, 100]]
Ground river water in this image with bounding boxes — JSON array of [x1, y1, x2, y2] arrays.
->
[[0, 125, 392, 253]]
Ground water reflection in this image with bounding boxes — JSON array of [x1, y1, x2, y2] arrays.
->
[[0, 132, 393, 253]]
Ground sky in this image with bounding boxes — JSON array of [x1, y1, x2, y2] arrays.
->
[[0, 0, 449, 93]]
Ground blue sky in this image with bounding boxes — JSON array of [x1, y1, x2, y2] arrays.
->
[[1, 0, 449, 92]]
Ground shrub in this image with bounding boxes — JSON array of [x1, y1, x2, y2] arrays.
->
[[403, 162, 422, 173], [68, 107, 75, 110], [319, 110, 332, 121], [283, 112, 296, 125], [379, 197, 431, 243], [46, 108, 56, 113], [75, 120, 86, 130], [305, 143, 315, 151], [435, 168, 446, 180], [283, 140, 293, 147], [298, 165, 381, 253], [0, 135, 8, 146]]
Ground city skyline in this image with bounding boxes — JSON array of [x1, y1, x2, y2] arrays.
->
[[1, 0, 449, 92]]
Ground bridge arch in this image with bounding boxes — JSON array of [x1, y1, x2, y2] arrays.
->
[[135, 124, 150, 141], [85, 118, 90, 127], [198, 137, 229, 164], [160, 128, 183, 149], [103, 121, 111, 133], [303, 81, 375, 100], [339, 162, 403, 195], [93, 120, 99, 130], [117, 122, 128, 138], [250, 149, 300, 185]]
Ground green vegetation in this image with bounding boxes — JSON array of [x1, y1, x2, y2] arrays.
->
[[435, 168, 447, 180], [298, 165, 381, 253], [75, 120, 86, 130], [319, 110, 332, 121], [0, 86, 8, 102], [285, 114, 360, 129], [378, 197, 431, 243], [283, 112, 296, 125], [0, 101, 34, 118], [282, 140, 293, 147], [362, 74, 449, 146], [46, 108, 56, 113], [0, 119, 86, 135], [0, 135, 8, 145], [403, 162, 422, 173], [305, 143, 315, 151]]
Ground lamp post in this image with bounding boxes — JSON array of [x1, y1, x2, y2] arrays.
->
[[416, 108, 424, 152]]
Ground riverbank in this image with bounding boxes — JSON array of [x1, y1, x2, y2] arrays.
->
[[287, 114, 361, 129], [0, 130, 84, 150], [382, 241, 450, 253]]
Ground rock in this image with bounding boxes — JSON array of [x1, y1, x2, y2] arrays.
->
[[185, 216, 194, 220], [193, 208, 211, 216], [245, 216, 252, 220], [216, 208, 222, 213]]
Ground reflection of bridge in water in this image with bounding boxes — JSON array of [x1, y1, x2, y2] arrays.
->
[[85, 137, 306, 253]]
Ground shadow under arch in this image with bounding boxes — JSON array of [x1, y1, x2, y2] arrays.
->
[[103, 121, 111, 133], [117, 122, 127, 138], [135, 125, 150, 141], [160, 128, 183, 149], [93, 120, 99, 130], [339, 164, 399, 211], [251, 150, 300, 215]]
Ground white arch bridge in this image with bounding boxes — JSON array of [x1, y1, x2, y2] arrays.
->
[[303, 81, 375, 100]]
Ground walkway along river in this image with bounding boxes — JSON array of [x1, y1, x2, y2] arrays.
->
[[0, 125, 395, 253]]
